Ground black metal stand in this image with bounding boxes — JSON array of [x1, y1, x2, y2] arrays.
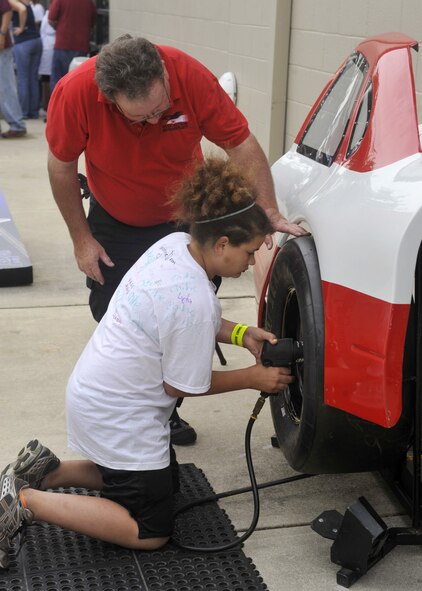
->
[[215, 342, 227, 366], [311, 248, 422, 588], [311, 497, 422, 588]]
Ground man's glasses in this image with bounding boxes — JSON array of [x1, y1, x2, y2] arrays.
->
[[115, 85, 172, 125]]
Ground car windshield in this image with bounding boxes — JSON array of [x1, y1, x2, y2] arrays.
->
[[297, 52, 369, 166]]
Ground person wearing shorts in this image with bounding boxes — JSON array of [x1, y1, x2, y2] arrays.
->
[[0, 158, 293, 564]]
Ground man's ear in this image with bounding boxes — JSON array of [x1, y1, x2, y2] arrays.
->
[[214, 236, 229, 255], [162, 63, 169, 82]]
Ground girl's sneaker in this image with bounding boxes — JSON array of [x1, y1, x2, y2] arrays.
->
[[0, 474, 33, 569], [1, 440, 60, 490]]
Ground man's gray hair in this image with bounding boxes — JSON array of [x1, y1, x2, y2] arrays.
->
[[95, 34, 164, 101]]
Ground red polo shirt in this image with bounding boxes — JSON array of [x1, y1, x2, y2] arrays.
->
[[46, 46, 250, 226]]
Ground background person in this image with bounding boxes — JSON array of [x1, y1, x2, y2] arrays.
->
[[48, 0, 96, 92], [30, 0, 45, 29], [46, 35, 307, 445], [0, 158, 293, 568], [0, 0, 26, 138], [38, 6, 55, 117], [9, 0, 42, 119]]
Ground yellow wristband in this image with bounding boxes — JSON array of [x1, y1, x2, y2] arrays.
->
[[231, 323, 249, 347]]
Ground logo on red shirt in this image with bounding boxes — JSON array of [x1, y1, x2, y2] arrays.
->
[[162, 112, 189, 132]]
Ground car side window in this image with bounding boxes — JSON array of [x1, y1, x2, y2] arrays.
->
[[347, 81, 372, 158], [297, 52, 369, 166]]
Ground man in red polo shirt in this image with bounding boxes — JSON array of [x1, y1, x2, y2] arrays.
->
[[46, 35, 306, 445], [48, 0, 96, 92]]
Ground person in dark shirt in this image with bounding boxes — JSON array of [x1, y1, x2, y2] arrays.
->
[[9, 0, 42, 119], [48, 0, 96, 91]]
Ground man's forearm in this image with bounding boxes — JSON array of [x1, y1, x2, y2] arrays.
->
[[226, 133, 278, 212], [226, 134, 308, 238], [47, 151, 91, 245]]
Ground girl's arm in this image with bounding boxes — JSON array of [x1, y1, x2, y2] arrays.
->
[[217, 317, 278, 360], [164, 363, 293, 399]]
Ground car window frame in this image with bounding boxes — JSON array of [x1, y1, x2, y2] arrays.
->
[[297, 52, 369, 167], [346, 80, 373, 159]]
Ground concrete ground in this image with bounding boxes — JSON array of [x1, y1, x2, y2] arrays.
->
[[1, 119, 421, 590]]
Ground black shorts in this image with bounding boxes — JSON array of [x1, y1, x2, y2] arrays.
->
[[96, 453, 179, 540]]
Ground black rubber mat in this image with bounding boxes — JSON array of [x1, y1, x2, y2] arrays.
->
[[0, 464, 268, 591]]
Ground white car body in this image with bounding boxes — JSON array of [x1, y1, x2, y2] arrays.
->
[[254, 33, 421, 428]]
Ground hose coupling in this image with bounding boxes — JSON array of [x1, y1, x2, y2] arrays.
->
[[251, 395, 268, 420]]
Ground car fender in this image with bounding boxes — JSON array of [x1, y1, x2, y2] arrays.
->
[[256, 33, 421, 427], [269, 151, 422, 426]]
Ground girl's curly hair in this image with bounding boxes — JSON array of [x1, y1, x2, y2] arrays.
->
[[171, 157, 273, 246]]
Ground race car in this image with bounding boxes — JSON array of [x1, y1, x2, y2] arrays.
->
[[254, 33, 422, 474]]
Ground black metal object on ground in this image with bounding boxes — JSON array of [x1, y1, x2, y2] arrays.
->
[[0, 463, 268, 591], [311, 496, 422, 589], [311, 247, 422, 588]]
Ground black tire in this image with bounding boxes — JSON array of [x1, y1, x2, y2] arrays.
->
[[266, 236, 413, 474]]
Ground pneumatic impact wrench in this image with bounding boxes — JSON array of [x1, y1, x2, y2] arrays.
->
[[251, 338, 304, 420], [261, 338, 304, 370]]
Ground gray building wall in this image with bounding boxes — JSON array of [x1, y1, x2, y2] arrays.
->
[[109, 0, 422, 164], [287, 0, 422, 147], [109, 0, 290, 163]]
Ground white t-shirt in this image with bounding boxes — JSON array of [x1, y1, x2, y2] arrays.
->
[[31, 2, 45, 24], [39, 10, 55, 76], [66, 233, 221, 470]]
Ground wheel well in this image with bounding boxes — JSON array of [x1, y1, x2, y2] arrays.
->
[[267, 236, 414, 474]]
